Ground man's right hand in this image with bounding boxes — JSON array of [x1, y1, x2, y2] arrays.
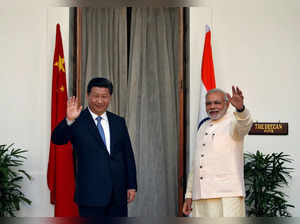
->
[[67, 96, 82, 122], [183, 198, 192, 216]]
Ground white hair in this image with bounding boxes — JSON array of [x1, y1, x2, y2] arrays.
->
[[206, 88, 229, 102]]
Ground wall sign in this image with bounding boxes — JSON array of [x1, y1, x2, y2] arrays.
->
[[248, 122, 288, 135]]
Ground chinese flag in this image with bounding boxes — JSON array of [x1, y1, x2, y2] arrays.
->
[[47, 24, 78, 216]]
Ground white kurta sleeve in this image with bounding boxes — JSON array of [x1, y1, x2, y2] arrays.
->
[[185, 168, 193, 199], [232, 108, 253, 139]]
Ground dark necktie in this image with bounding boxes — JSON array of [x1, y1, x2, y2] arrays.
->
[[96, 116, 106, 146]]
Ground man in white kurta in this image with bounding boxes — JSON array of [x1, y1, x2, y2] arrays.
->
[[183, 86, 253, 217]]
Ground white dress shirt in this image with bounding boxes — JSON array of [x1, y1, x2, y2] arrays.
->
[[88, 108, 111, 154]]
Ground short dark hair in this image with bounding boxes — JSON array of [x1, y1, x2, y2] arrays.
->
[[87, 77, 113, 95]]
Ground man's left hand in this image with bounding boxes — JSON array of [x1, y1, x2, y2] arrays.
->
[[227, 86, 244, 110], [127, 189, 136, 203]]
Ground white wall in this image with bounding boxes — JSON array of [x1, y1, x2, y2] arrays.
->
[[0, 7, 69, 217], [189, 0, 300, 216]]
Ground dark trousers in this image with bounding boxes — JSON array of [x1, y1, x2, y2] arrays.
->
[[78, 191, 128, 217]]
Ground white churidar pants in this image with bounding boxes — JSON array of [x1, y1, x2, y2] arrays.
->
[[191, 197, 246, 217]]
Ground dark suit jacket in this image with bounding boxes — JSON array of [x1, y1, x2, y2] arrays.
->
[[51, 108, 137, 207]]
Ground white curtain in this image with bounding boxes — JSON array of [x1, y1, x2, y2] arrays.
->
[[127, 8, 180, 216], [81, 8, 128, 116]]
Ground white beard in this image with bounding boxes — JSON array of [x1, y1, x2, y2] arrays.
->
[[208, 106, 227, 121]]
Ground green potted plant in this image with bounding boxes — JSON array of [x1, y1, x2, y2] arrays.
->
[[244, 150, 294, 217], [0, 144, 32, 216]]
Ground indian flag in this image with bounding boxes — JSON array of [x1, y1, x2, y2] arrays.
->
[[198, 25, 216, 127]]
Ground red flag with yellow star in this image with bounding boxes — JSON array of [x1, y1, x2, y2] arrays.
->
[[47, 24, 78, 216]]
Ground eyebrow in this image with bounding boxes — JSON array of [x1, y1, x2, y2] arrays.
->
[[206, 100, 223, 104]]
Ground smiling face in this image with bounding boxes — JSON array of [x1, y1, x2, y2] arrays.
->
[[205, 91, 229, 120], [87, 87, 111, 116]]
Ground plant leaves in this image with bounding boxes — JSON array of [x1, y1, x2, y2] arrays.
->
[[0, 143, 32, 217], [244, 150, 294, 217]]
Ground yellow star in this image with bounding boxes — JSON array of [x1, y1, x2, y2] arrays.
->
[[54, 55, 65, 72], [59, 85, 65, 92]]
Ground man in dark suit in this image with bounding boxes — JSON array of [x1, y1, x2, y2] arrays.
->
[[51, 77, 137, 217]]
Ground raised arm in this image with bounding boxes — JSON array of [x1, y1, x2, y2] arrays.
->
[[51, 96, 82, 145], [66, 96, 82, 122], [228, 86, 253, 138]]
